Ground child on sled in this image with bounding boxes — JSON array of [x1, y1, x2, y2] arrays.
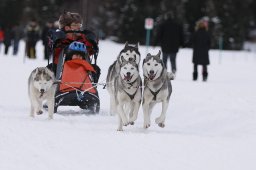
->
[[47, 11, 100, 83]]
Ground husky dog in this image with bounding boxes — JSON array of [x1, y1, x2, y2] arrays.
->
[[142, 50, 174, 128], [114, 58, 142, 131], [106, 42, 140, 115], [28, 67, 56, 119]]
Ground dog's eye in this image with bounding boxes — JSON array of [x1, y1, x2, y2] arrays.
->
[[34, 78, 39, 81], [155, 64, 158, 66], [124, 67, 127, 69], [126, 53, 129, 55], [147, 63, 150, 66], [131, 67, 134, 70], [46, 77, 52, 81]]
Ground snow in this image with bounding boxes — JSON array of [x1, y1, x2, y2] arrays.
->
[[0, 40, 256, 170]]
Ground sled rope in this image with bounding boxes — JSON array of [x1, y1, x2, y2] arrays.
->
[[54, 80, 144, 90]]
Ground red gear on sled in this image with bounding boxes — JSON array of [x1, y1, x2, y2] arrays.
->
[[53, 34, 95, 65], [59, 59, 96, 93]]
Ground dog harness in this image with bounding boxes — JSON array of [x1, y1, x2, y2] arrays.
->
[[148, 88, 161, 100], [122, 79, 140, 100]]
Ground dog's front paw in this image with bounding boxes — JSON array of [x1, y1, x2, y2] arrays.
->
[[158, 123, 165, 128], [144, 123, 150, 129], [117, 128, 123, 131], [122, 118, 129, 126], [47, 113, 53, 120], [123, 122, 129, 126], [129, 121, 134, 125], [155, 117, 164, 124], [37, 110, 43, 115]]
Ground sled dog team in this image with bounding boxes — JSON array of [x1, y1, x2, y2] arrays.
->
[[106, 42, 174, 131], [28, 42, 174, 131]]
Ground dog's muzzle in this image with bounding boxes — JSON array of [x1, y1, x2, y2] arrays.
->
[[40, 89, 45, 97], [124, 73, 133, 82], [148, 71, 156, 80]]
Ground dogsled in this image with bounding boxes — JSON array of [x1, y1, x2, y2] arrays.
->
[[47, 29, 101, 114]]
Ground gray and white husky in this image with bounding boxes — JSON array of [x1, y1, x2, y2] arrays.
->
[[28, 67, 56, 119], [106, 42, 141, 115], [113, 58, 142, 131], [142, 50, 174, 128]]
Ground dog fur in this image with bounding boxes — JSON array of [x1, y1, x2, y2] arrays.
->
[[106, 42, 141, 116], [28, 67, 56, 119], [142, 50, 174, 128], [113, 58, 142, 131]]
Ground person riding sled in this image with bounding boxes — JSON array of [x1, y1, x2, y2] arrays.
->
[[47, 11, 100, 83]]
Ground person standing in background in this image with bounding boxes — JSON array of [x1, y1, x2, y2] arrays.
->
[[3, 25, 13, 55], [153, 12, 184, 74], [0, 26, 4, 53], [191, 20, 211, 81], [24, 19, 40, 59], [12, 23, 23, 55]]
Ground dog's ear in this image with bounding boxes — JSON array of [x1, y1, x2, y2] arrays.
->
[[143, 58, 146, 65], [124, 42, 129, 48], [115, 61, 121, 73], [121, 55, 126, 63], [35, 67, 39, 75], [45, 67, 55, 78], [156, 50, 161, 58], [135, 42, 139, 49]]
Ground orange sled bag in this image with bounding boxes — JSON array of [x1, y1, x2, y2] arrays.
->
[[59, 59, 97, 94]]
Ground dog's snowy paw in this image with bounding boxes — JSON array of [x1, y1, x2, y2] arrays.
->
[[129, 121, 134, 125], [123, 122, 129, 126], [158, 123, 165, 128], [122, 118, 129, 126], [167, 72, 175, 80], [155, 117, 164, 124], [117, 128, 123, 131], [144, 123, 150, 129], [37, 110, 43, 115], [48, 116, 53, 120]]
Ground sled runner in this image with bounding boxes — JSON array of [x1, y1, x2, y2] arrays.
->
[[47, 30, 101, 114]]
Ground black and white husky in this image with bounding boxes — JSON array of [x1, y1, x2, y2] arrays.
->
[[106, 42, 140, 115], [113, 58, 142, 131], [28, 67, 56, 119], [142, 50, 174, 128]]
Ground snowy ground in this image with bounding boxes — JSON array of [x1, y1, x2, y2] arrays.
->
[[0, 40, 255, 170]]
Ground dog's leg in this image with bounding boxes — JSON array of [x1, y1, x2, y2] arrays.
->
[[127, 103, 134, 125], [31, 99, 41, 117], [117, 114, 123, 131], [109, 94, 116, 116], [30, 103, 35, 118], [117, 103, 129, 126], [129, 101, 140, 125], [47, 98, 54, 120], [155, 100, 169, 128], [143, 101, 151, 128], [37, 101, 43, 115]]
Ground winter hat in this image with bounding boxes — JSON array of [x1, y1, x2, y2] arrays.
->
[[58, 11, 82, 29], [195, 20, 208, 31]]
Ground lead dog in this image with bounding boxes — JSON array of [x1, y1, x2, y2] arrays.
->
[[142, 50, 174, 128], [106, 42, 140, 115], [28, 67, 56, 119], [114, 58, 142, 131]]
